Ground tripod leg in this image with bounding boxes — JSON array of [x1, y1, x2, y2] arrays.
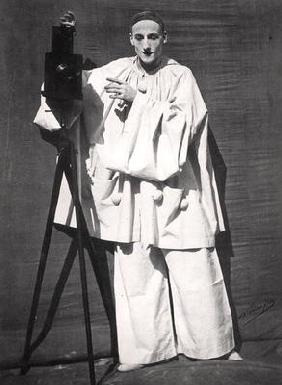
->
[[30, 238, 78, 354], [70, 144, 96, 385], [64, 161, 119, 365], [64, 160, 118, 363], [86, 238, 118, 363], [77, 230, 96, 385], [21, 154, 65, 375]]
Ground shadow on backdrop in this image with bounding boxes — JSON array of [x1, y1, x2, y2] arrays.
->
[[208, 126, 241, 351]]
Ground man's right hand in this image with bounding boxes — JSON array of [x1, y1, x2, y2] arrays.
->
[[59, 10, 76, 29]]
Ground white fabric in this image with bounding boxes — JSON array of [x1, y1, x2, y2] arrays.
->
[[34, 56, 225, 248], [33, 56, 235, 365], [115, 243, 234, 364]]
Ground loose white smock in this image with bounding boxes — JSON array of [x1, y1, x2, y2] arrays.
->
[[34, 56, 225, 250]]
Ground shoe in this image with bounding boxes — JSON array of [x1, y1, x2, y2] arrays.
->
[[228, 351, 243, 360], [117, 363, 144, 372]]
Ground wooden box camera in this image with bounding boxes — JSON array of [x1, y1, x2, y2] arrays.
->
[[43, 26, 83, 101]]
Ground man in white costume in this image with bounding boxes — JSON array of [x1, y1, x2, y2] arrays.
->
[[34, 10, 241, 371]]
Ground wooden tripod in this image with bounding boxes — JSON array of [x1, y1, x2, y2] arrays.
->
[[21, 141, 117, 385]]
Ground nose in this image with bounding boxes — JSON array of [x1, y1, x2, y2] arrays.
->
[[142, 38, 151, 51]]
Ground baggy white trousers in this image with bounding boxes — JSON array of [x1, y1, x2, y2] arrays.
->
[[114, 243, 235, 365]]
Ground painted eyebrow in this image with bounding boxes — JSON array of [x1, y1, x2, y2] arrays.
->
[[133, 33, 160, 38], [148, 33, 160, 38]]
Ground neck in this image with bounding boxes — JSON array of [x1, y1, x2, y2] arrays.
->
[[137, 56, 163, 74]]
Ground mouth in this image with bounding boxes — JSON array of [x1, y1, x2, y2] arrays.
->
[[143, 51, 153, 56]]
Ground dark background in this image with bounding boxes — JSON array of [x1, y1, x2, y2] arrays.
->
[[1, 0, 282, 367]]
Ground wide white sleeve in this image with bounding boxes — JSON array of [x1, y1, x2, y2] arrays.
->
[[33, 71, 90, 132], [109, 70, 207, 181], [33, 84, 61, 131]]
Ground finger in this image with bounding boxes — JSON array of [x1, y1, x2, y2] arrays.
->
[[105, 91, 122, 97], [60, 15, 73, 22], [104, 86, 118, 91], [66, 10, 75, 20], [106, 77, 123, 85], [118, 100, 128, 108], [105, 86, 121, 92], [59, 18, 75, 27], [104, 83, 121, 89], [60, 20, 75, 27], [109, 94, 123, 100]]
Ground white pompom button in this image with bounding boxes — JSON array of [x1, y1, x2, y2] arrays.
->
[[138, 81, 147, 94], [152, 190, 163, 203], [180, 197, 189, 210], [111, 193, 122, 206]]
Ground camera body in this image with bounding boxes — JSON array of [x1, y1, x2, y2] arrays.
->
[[43, 26, 82, 101]]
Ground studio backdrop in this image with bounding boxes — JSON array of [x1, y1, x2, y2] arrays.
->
[[1, 0, 282, 367]]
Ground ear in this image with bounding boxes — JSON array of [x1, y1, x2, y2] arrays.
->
[[129, 32, 134, 46], [163, 31, 168, 44]]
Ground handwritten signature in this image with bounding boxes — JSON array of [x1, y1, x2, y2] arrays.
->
[[238, 298, 276, 326]]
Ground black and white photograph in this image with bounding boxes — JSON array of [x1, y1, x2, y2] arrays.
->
[[1, 1, 282, 384]]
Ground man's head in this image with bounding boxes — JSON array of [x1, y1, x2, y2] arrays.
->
[[129, 11, 167, 72]]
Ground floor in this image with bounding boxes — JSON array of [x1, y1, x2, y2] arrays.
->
[[1, 347, 282, 385]]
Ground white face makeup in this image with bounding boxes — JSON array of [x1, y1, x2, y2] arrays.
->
[[130, 19, 167, 72]]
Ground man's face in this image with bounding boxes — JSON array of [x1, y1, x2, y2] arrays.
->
[[130, 20, 167, 71]]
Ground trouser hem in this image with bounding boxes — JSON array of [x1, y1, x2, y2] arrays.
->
[[119, 348, 178, 365], [181, 341, 235, 360]]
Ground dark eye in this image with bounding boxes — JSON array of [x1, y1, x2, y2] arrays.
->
[[134, 34, 143, 41]]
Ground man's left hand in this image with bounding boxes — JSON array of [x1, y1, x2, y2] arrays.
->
[[105, 77, 137, 103]]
